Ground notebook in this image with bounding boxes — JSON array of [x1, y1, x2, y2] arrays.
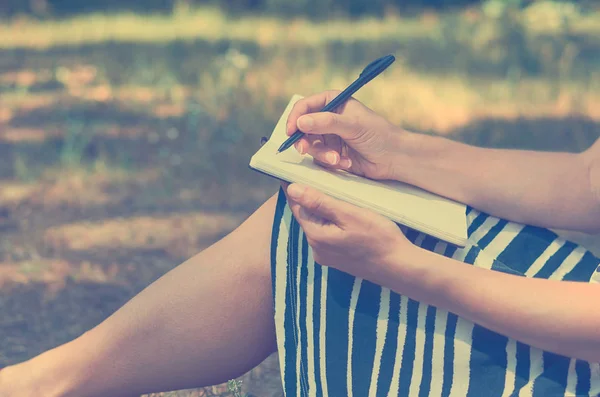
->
[[249, 94, 468, 247]]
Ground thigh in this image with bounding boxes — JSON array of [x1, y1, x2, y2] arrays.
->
[[145, 191, 281, 381], [272, 200, 600, 397], [0, 193, 282, 397], [77, 192, 281, 395], [460, 207, 599, 282]]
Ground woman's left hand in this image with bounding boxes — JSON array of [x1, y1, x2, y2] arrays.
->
[[282, 182, 417, 285]]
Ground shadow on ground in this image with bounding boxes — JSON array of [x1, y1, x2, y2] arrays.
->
[[449, 113, 600, 152], [1, 30, 599, 396], [2, 25, 599, 88]]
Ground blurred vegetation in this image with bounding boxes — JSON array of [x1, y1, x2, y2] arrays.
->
[[4, 0, 477, 18], [2, 0, 598, 19], [1, 1, 600, 396]]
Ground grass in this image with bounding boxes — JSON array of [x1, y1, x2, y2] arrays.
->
[[3, 6, 599, 140], [2, 4, 600, 49], [0, 7, 439, 49], [0, 3, 599, 396]]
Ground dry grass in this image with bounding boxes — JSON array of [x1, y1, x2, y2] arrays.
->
[[2, 4, 599, 49], [2, 5, 599, 147], [1, 8, 434, 49], [1, 4, 599, 396]]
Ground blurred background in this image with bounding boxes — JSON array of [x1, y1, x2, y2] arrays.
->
[[0, 0, 599, 395]]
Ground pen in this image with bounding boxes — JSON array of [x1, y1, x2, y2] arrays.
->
[[276, 54, 395, 154]]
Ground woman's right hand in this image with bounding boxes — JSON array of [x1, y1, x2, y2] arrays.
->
[[286, 90, 405, 181]]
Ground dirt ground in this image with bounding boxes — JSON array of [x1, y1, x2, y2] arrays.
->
[[0, 87, 284, 395], [2, 7, 600, 396]]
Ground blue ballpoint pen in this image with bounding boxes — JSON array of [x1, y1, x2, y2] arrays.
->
[[276, 54, 396, 154]]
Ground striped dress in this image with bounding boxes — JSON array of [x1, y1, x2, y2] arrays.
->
[[270, 187, 600, 397]]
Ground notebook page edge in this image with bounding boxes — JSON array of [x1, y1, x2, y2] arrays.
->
[[250, 94, 468, 246], [255, 161, 468, 246]]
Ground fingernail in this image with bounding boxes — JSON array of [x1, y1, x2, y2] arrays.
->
[[287, 184, 305, 199], [326, 152, 338, 165], [298, 116, 314, 130], [295, 142, 304, 155], [340, 158, 352, 168]]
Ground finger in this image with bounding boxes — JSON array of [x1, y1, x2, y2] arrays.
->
[[313, 156, 353, 171], [284, 185, 310, 226], [286, 90, 341, 135], [295, 135, 326, 155], [297, 135, 352, 170], [301, 136, 353, 169], [287, 197, 340, 242], [290, 201, 328, 228], [296, 112, 362, 142], [308, 137, 341, 166], [286, 183, 357, 228], [294, 137, 311, 155]]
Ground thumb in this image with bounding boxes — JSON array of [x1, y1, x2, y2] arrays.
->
[[297, 112, 362, 141], [286, 184, 354, 227]]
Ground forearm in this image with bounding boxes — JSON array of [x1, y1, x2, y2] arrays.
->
[[387, 247, 600, 362], [392, 131, 600, 232]]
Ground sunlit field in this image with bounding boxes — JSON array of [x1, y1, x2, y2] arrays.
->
[[1, 3, 599, 395]]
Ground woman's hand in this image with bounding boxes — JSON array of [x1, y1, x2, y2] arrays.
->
[[282, 182, 418, 285], [286, 90, 404, 181]]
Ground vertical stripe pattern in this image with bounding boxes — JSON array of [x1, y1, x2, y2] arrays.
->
[[269, 189, 600, 396]]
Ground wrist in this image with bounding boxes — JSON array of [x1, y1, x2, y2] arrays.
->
[[379, 243, 428, 286], [388, 129, 481, 209], [380, 244, 452, 306], [387, 129, 433, 183]]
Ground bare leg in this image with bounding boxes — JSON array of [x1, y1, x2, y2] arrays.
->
[[0, 193, 279, 397]]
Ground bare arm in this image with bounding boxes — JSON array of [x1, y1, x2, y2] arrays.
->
[[0, 195, 278, 397], [279, 179, 600, 363], [392, 132, 600, 233], [284, 91, 600, 232], [384, 247, 600, 362]]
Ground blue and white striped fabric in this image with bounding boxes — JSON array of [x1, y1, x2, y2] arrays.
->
[[270, 187, 600, 396]]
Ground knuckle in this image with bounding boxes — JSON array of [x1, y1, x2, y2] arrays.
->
[[290, 101, 302, 113], [293, 100, 308, 114], [326, 89, 342, 99], [327, 113, 339, 127], [309, 196, 323, 213]]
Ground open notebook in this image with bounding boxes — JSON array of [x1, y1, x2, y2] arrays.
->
[[250, 94, 468, 247]]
